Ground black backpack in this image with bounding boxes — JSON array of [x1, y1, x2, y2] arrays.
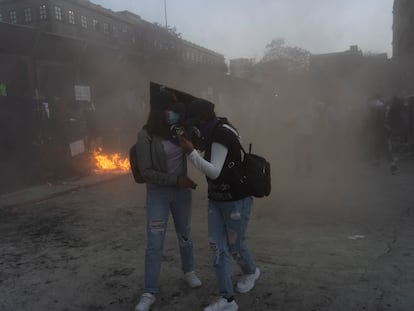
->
[[129, 144, 146, 183], [240, 144, 271, 198]]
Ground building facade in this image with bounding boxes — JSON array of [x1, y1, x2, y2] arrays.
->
[[0, 0, 225, 69], [310, 45, 391, 101], [0, 0, 228, 190], [393, 0, 414, 61], [0, 0, 227, 131], [393, 0, 414, 93]]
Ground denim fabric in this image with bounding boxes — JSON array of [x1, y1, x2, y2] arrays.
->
[[144, 184, 194, 293], [208, 196, 256, 297]]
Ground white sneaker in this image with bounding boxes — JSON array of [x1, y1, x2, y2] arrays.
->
[[204, 297, 238, 311], [184, 271, 202, 288], [236, 267, 261, 293], [135, 293, 155, 311]]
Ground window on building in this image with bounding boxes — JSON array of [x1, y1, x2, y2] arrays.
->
[[39, 5, 47, 20], [81, 15, 87, 28], [103, 22, 109, 34], [55, 6, 62, 21], [0, 83, 7, 96], [92, 19, 98, 31], [10, 10, 17, 24], [24, 8, 32, 23], [113, 25, 118, 37], [68, 10, 75, 24]]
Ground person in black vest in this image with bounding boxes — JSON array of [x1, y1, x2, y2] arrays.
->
[[178, 99, 260, 311]]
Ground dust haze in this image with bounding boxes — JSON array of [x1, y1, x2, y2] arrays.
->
[[80, 0, 395, 217], [4, 1, 414, 311]]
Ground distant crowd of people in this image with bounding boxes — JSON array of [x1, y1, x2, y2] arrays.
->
[[365, 95, 414, 174]]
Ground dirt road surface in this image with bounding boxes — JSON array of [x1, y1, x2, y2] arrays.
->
[[1, 162, 414, 311]]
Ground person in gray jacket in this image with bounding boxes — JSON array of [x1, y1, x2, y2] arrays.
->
[[134, 88, 202, 311]]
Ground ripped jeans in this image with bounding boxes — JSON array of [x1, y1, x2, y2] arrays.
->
[[208, 196, 256, 297], [144, 185, 194, 293]]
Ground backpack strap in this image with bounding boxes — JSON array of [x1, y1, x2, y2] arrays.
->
[[216, 124, 251, 184], [238, 143, 252, 155], [220, 123, 252, 154]]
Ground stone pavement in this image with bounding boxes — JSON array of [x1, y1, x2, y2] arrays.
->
[[1, 160, 414, 310]]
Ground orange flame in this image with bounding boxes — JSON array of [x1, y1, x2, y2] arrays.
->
[[93, 148, 130, 173]]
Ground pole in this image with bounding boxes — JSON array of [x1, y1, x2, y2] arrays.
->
[[164, 0, 168, 28]]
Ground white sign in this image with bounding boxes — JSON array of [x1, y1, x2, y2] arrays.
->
[[74, 85, 91, 101], [42, 102, 50, 118], [70, 140, 85, 157]]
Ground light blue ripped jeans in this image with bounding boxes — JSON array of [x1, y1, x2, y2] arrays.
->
[[208, 196, 256, 297], [144, 184, 194, 293]]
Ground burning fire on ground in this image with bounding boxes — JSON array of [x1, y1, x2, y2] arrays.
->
[[92, 148, 130, 174]]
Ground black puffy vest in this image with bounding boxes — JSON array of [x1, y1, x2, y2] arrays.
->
[[205, 122, 248, 201]]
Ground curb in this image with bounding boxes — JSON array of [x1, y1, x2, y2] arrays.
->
[[0, 173, 129, 208]]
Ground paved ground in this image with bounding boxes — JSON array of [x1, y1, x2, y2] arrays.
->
[[1, 160, 414, 311]]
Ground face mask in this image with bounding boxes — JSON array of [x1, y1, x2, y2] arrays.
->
[[165, 110, 181, 125]]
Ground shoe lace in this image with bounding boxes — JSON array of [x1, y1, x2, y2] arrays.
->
[[210, 297, 226, 309], [186, 272, 195, 279], [239, 274, 251, 285], [139, 294, 153, 305]]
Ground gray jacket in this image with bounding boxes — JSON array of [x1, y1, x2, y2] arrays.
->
[[136, 128, 187, 186]]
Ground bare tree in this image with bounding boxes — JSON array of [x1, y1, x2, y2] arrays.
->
[[261, 38, 310, 72]]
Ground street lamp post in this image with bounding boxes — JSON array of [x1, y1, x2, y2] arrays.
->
[[164, 0, 168, 29]]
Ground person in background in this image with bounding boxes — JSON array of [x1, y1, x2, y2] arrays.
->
[[178, 99, 260, 311], [407, 96, 414, 155], [134, 88, 202, 311], [386, 96, 406, 174], [366, 95, 387, 166]]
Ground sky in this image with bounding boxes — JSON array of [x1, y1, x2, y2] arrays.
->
[[91, 0, 394, 61]]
